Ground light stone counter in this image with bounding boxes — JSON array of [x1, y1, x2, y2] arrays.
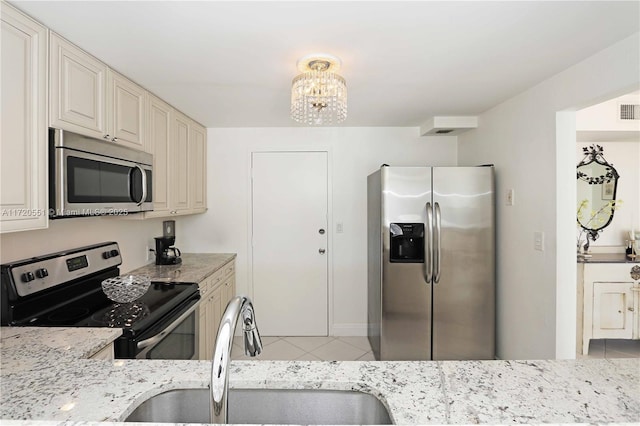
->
[[1, 327, 639, 425], [127, 253, 235, 283]]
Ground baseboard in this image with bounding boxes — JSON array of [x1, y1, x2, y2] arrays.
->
[[331, 323, 368, 336]]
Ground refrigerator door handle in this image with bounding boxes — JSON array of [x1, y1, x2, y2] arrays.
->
[[425, 202, 433, 283], [434, 202, 442, 283]]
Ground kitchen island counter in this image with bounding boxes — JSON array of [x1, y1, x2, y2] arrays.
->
[[1, 327, 638, 425]]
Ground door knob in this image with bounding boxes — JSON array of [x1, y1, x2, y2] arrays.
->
[[319, 249, 326, 254], [319, 229, 325, 235]]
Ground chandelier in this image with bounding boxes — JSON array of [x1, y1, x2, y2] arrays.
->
[[290, 53, 347, 125]]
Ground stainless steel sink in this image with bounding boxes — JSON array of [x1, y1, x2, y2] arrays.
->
[[125, 387, 393, 424]]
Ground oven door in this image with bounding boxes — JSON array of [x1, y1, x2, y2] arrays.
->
[[135, 297, 200, 360]]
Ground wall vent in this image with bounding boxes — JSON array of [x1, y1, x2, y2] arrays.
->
[[619, 104, 640, 120]]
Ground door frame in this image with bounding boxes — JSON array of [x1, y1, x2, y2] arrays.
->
[[246, 147, 334, 335]]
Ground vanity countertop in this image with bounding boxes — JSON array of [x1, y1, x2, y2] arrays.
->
[[1, 327, 638, 425], [577, 252, 639, 263], [127, 253, 236, 283]]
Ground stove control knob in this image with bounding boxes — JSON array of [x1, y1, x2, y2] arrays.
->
[[21, 272, 35, 283], [103, 249, 120, 259], [35, 268, 48, 279]]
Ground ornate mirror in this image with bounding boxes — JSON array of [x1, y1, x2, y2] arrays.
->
[[576, 145, 620, 251]]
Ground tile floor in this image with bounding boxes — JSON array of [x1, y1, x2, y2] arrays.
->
[[231, 336, 375, 361], [577, 339, 640, 359], [233, 337, 640, 361]]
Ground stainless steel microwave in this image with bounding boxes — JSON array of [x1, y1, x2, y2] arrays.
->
[[49, 128, 153, 218]]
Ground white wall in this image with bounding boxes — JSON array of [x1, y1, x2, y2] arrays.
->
[[575, 141, 640, 247], [181, 127, 457, 335], [457, 33, 640, 359], [577, 93, 640, 131], [0, 216, 173, 273]]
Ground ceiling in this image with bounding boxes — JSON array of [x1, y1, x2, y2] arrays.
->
[[10, 1, 640, 128]]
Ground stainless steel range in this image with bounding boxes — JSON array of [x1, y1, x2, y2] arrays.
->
[[1, 242, 200, 359]]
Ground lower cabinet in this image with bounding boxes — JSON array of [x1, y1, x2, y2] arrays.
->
[[581, 263, 640, 355], [198, 261, 236, 360]]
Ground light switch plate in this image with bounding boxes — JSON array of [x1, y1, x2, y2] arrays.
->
[[506, 189, 515, 206], [336, 222, 344, 233], [534, 231, 544, 251]]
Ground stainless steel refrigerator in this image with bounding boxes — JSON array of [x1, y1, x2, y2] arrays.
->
[[367, 166, 495, 360]]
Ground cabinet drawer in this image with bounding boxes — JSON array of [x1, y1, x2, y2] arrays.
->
[[222, 262, 235, 279]]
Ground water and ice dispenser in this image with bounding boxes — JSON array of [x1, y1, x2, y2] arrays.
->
[[389, 223, 424, 263]]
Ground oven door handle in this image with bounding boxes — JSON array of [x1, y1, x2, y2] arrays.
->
[[137, 300, 199, 350]]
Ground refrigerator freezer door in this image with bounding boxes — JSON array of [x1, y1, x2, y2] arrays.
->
[[380, 167, 432, 360], [432, 167, 495, 360]]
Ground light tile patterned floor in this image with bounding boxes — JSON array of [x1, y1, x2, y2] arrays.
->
[[577, 339, 640, 359], [232, 336, 375, 361]]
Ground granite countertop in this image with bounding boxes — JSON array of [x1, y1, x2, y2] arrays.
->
[[127, 253, 236, 283], [577, 252, 639, 263], [1, 327, 639, 424]]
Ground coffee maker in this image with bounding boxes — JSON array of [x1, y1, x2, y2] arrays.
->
[[155, 220, 182, 265]]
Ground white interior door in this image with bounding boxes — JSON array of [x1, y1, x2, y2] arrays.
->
[[252, 151, 328, 336]]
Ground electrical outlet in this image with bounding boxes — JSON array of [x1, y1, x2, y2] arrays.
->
[[506, 189, 515, 206], [146, 246, 154, 262]]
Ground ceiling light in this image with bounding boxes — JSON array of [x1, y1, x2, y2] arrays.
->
[[290, 53, 347, 126]]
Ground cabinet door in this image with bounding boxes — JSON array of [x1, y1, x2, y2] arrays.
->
[[592, 282, 634, 339], [146, 95, 172, 216], [1, 4, 48, 233], [50, 33, 106, 138], [189, 121, 207, 212], [171, 111, 190, 211], [107, 69, 147, 151]]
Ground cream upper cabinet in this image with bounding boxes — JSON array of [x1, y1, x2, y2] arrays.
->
[[145, 105, 208, 219], [0, 3, 48, 233], [171, 111, 191, 212], [189, 120, 207, 213], [49, 32, 106, 138], [146, 95, 172, 216], [106, 69, 147, 151], [50, 33, 150, 152]]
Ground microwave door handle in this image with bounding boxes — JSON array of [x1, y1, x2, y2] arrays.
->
[[134, 165, 147, 206]]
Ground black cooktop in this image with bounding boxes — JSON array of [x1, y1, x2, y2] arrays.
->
[[27, 281, 198, 332]]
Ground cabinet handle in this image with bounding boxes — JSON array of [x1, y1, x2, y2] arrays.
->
[[103, 134, 110, 140], [629, 307, 635, 312], [112, 137, 118, 142]]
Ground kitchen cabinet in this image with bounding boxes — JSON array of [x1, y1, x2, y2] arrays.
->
[[50, 33, 149, 152], [145, 95, 172, 216], [143, 101, 207, 218], [0, 3, 48, 233], [198, 260, 235, 360], [189, 120, 207, 213], [581, 262, 640, 355], [49, 32, 107, 139], [171, 111, 191, 212], [106, 69, 147, 151]]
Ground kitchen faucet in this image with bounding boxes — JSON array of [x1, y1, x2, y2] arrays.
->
[[210, 296, 262, 423]]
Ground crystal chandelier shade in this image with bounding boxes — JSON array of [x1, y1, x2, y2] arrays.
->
[[290, 55, 347, 125]]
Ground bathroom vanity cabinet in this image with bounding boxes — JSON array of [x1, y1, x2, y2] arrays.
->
[[578, 256, 640, 355]]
